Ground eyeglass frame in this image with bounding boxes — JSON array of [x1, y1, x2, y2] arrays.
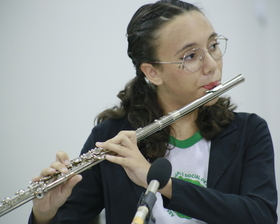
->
[[149, 35, 228, 73]]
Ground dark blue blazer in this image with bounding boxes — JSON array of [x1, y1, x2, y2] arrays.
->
[[29, 112, 277, 224]]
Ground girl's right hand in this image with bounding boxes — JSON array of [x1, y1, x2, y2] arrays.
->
[[32, 151, 82, 224]]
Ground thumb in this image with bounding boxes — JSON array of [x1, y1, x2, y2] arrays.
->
[[62, 174, 82, 198]]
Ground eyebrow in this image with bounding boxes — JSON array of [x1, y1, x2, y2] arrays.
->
[[174, 32, 218, 56]]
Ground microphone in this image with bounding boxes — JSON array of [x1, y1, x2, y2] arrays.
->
[[131, 158, 172, 224]]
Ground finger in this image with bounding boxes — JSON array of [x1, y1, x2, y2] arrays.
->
[[96, 133, 137, 156], [56, 151, 70, 165], [51, 161, 68, 173], [32, 167, 56, 181], [32, 152, 70, 183], [35, 160, 68, 181], [97, 140, 132, 158], [32, 175, 42, 182], [105, 154, 128, 166], [118, 131, 137, 144], [102, 131, 137, 146], [67, 174, 82, 188], [112, 131, 137, 147]]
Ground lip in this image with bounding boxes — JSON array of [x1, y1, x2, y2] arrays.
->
[[202, 81, 221, 90]]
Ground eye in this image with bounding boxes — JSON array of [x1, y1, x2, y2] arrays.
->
[[183, 49, 198, 61], [209, 41, 220, 52], [180, 49, 203, 70]]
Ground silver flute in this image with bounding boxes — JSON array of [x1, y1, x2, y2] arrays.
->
[[0, 74, 245, 217]]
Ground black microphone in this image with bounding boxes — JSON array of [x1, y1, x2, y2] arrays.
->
[[131, 158, 172, 224]]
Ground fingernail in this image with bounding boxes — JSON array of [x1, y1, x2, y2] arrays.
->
[[96, 142, 103, 147], [62, 167, 68, 173], [32, 176, 39, 182], [105, 155, 114, 160], [64, 160, 70, 165]]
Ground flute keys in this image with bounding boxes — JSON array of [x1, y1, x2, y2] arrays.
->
[[92, 147, 102, 154], [34, 182, 47, 199], [15, 190, 25, 196], [1, 197, 11, 207], [28, 181, 37, 189], [40, 175, 52, 182], [81, 152, 93, 161], [72, 158, 82, 165], [35, 190, 44, 199]]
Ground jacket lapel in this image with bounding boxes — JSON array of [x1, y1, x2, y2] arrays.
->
[[207, 121, 239, 188]]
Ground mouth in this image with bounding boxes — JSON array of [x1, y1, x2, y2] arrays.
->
[[202, 81, 221, 90]]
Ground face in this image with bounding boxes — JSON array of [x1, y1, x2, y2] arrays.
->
[[144, 11, 223, 112]]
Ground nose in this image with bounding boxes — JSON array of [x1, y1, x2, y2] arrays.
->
[[202, 50, 218, 75]]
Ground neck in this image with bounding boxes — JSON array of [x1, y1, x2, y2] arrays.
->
[[157, 90, 199, 140], [170, 110, 199, 141]]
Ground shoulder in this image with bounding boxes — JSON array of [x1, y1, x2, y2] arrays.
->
[[232, 112, 268, 129], [92, 116, 134, 141], [216, 112, 271, 144]]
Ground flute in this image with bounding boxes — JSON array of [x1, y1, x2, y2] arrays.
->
[[0, 74, 245, 217]]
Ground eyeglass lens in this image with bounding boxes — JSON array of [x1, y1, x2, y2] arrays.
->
[[183, 37, 227, 72]]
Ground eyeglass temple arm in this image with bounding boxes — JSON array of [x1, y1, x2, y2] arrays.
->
[[150, 61, 183, 65]]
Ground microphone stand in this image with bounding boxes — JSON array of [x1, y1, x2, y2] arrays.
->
[[132, 158, 172, 224], [136, 191, 157, 224]]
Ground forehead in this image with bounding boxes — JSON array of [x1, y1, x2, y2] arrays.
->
[[156, 11, 215, 56]]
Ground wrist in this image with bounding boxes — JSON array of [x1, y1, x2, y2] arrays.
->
[[32, 207, 57, 224], [158, 178, 172, 199]]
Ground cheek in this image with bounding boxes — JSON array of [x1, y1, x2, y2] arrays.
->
[[163, 69, 187, 87], [163, 70, 197, 94], [217, 59, 223, 70]]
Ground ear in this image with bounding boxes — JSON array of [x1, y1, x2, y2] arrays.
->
[[140, 63, 163, 86]]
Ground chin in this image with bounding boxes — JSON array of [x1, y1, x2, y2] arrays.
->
[[204, 97, 219, 106]]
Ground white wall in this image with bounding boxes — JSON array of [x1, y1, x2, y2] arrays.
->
[[0, 0, 279, 223]]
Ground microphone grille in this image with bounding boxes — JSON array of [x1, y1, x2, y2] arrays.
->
[[147, 158, 172, 189]]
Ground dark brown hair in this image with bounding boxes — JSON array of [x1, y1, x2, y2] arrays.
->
[[96, 0, 236, 162]]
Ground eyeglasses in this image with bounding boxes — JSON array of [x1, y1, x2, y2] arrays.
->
[[149, 35, 228, 72]]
